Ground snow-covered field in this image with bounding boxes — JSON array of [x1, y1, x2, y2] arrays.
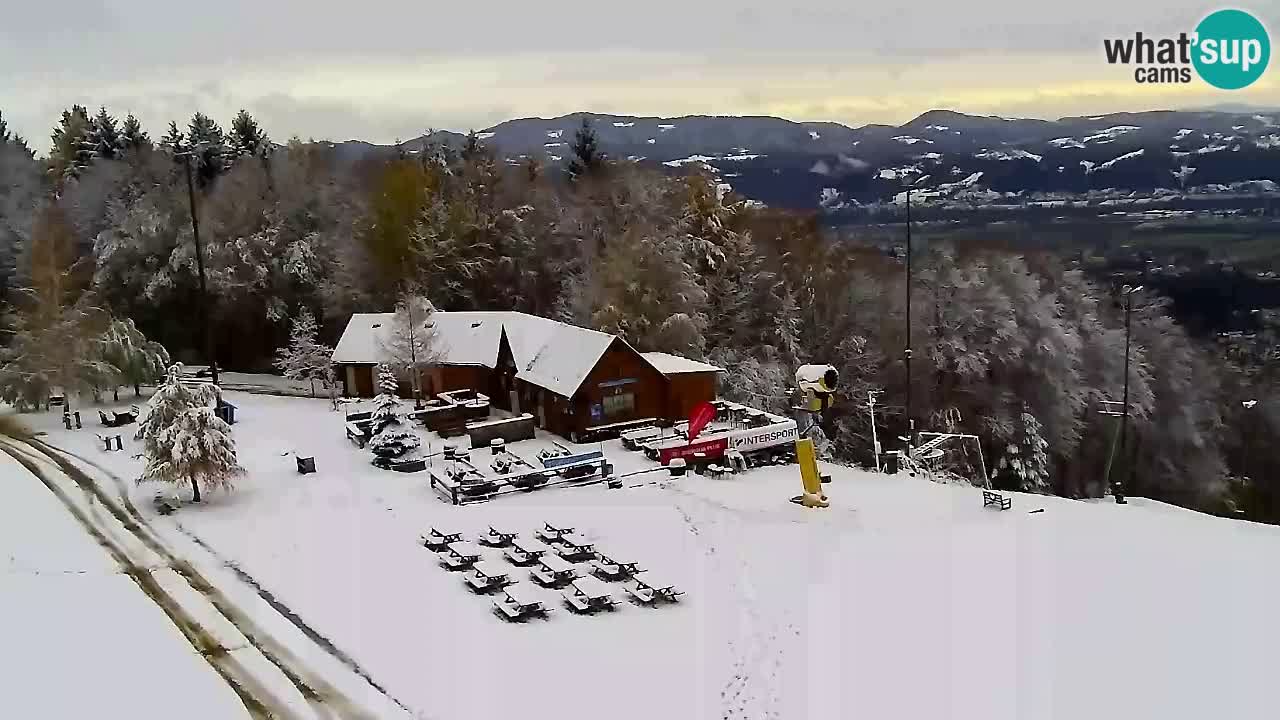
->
[[0, 451, 250, 719], [8, 391, 1280, 719]]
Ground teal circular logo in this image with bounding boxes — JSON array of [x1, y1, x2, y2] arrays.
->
[[1193, 9, 1270, 90]]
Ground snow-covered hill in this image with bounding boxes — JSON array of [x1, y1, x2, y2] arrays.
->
[[10, 392, 1280, 719], [379, 109, 1280, 210]]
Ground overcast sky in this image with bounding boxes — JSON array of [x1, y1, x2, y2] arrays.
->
[[2, 1, 1276, 152]]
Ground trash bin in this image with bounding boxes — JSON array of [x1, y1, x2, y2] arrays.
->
[[668, 458, 688, 477], [882, 452, 899, 475]]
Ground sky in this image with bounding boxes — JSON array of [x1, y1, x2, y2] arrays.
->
[[2, 1, 1277, 153]]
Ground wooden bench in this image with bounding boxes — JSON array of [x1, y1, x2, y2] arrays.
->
[[983, 491, 1012, 511]]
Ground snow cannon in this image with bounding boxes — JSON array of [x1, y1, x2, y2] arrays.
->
[[796, 364, 838, 414]]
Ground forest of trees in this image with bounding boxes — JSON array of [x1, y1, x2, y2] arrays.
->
[[1, 106, 1277, 522]]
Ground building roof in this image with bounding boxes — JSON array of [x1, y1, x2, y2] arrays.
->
[[642, 352, 725, 375], [332, 310, 630, 398], [331, 313, 395, 364]]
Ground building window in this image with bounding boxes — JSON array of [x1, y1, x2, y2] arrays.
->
[[602, 392, 635, 418]]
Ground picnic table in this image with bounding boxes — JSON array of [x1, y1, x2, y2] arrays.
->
[[492, 582, 549, 622], [422, 528, 463, 552], [530, 553, 578, 587], [442, 541, 483, 570], [504, 537, 550, 566], [535, 522, 575, 544], [624, 576, 684, 605], [556, 533, 596, 562], [561, 576, 617, 614], [465, 560, 513, 593], [480, 525, 518, 547], [590, 553, 642, 581]]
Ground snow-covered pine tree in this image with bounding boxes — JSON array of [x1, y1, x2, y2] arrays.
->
[[186, 112, 228, 185], [228, 109, 270, 159], [99, 317, 170, 400], [87, 107, 122, 161], [367, 364, 420, 460], [120, 114, 151, 154], [49, 105, 92, 183], [136, 364, 235, 502], [998, 407, 1051, 492], [274, 308, 333, 396]]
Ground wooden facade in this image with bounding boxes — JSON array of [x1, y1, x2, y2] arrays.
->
[[335, 321, 719, 441]]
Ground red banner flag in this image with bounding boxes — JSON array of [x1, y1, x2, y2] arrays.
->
[[687, 401, 717, 441]]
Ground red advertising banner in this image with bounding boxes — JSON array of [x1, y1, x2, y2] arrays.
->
[[687, 401, 717, 441], [659, 437, 728, 465]]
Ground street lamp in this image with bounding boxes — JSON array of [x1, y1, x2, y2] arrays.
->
[[181, 146, 218, 386], [1113, 284, 1143, 503]]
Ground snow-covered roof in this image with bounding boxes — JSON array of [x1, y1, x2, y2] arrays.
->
[[501, 313, 618, 398], [642, 352, 724, 375], [331, 313, 395, 364], [332, 310, 641, 398]]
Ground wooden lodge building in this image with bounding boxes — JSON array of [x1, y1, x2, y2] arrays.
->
[[331, 311, 723, 440]]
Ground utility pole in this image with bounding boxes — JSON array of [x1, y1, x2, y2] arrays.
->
[[903, 183, 915, 454], [1114, 284, 1142, 504], [183, 151, 218, 386], [401, 259, 423, 410], [868, 390, 882, 472]]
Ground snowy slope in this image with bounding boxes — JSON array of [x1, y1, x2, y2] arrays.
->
[[0, 451, 252, 720], [16, 392, 1280, 720]]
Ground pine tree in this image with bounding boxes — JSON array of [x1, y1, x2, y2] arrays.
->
[[87, 107, 122, 160], [187, 112, 229, 185], [99, 317, 170, 400], [120, 114, 151, 153], [159, 121, 185, 157], [367, 364, 420, 460], [49, 105, 92, 182], [998, 406, 1051, 492], [0, 111, 33, 157], [137, 365, 242, 502], [274, 308, 333, 396], [228, 109, 269, 159], [376, 363, 398, 397], [566, 117, 603, 181]]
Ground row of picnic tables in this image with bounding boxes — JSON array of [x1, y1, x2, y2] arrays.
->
[[423, 522, 684, 620]]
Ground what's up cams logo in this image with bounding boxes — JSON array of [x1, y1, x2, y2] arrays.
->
[[1104, 9, 1270, 89]]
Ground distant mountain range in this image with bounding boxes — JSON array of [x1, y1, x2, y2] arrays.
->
[[328, 109, 1280, 212]]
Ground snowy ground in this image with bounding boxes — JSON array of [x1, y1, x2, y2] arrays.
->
[[0, 450, 250, 720], [9, 391, 1280, 719]]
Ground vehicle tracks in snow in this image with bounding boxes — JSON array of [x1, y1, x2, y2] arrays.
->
[[4, 437, 407, 720]]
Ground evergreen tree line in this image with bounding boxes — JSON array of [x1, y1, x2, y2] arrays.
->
[[1, 109, 1277, 521]]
